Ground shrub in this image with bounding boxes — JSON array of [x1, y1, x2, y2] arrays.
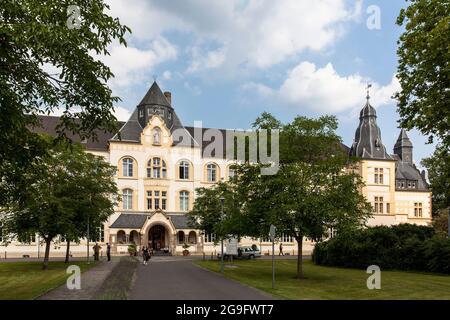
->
[[312, 224, 449, 274]]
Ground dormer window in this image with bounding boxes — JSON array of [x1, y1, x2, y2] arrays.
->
[[139, 109, 144, 118], [168, 112, 172, 120], [153, 127, 162, 145]]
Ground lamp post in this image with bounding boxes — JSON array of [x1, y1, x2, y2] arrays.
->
[[220, 195, 225, 273]]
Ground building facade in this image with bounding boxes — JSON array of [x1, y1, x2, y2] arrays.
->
[[1, 82, 432, 258]]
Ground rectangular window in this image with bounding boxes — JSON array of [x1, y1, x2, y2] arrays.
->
[[386, 203, 390, 214], [162, 199, 166, 210], [374, 168, 384, 184], [155, 198, 160, 210], [374, 196, 384, 213], [147, 198, 152, 210], [205, 233, 216, 243], [414, 202, 423, 217], [374, 168, 379, 184]]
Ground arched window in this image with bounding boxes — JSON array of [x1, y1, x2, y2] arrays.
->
[[179, 161, 190, 180], [122, 188, 133, 210], [206, 163, 217, 182], [147, 157, 167, 179], [153, 127, 162, 145], [178, 231, 185, 244], [180, 191, 189, 211], [129, 230, 139, 244], [117, 230, 126, 244], [188, 231, 197, 244], [122, 158, 134, 177]]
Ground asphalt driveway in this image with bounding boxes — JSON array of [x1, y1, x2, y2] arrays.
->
[[129, 256, 273, 300]]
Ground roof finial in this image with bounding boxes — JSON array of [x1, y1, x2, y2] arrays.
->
[[366, 83, 372, 101]]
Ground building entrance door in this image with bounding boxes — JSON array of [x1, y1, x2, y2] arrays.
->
[[149, 225, 165, 251]]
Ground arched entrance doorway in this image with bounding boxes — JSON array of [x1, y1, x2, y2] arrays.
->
[[148, 225, 166, 251]]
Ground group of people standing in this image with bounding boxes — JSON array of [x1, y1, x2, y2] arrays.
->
[[142, 246, 153, 265], [92, 242, 112, 261]]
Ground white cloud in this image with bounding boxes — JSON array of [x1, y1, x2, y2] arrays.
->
[[244, 61, 400, 114], [106, 0, 362, 72], [112, 106, 132, 121], [98, 38, 177, 89]]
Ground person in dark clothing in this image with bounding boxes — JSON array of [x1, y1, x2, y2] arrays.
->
[[106, 243, 111, 261], [142, 246, 149, 265], [93, 242, 101, 261], [279, 243, 284, 256]]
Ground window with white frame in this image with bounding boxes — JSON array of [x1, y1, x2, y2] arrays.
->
[[147, 190, 167, 210], [122, 158, 134, 177], [374, 168, 384, 184], [206, 163, 217, 182], [123, 188, 133, 210], [179, 161, 190, 180], [180, 191, 189, 211], [414, 202, 423, 217], [374, 196, 384, 213], [147, 157, 167, 179]]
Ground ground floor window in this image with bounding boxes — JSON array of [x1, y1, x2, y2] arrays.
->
[[188, 231, 197, 244], [205, 233, 216, 243], [178, 231, 185, 244]]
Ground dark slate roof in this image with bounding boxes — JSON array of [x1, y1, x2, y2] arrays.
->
[[394, 129, 413, 149], [138, 81, 171, 107], [110, 214, 149, 229], [349, 99, 393, 160], [31, 115, 123, 151], [109, 213, 191, 229], [395, 161, 429, 191], [111, 108, 142, 142], [168, 214, 191, 229]]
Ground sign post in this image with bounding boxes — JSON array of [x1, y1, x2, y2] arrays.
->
[[269, 224, 276, 289]]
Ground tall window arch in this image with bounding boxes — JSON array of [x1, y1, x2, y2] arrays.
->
[[122, 158, 134, 177], [179, 160, 190, 180], [180, 191, 189, 211], [147, 157, 167, 179], [206, 163, 218, 182], [152, 127, 162, 145], [122, 188, 133, 210]]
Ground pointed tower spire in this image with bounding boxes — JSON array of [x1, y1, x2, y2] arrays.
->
[[394, 129, 413, 163], [349, 88, 392, 160]]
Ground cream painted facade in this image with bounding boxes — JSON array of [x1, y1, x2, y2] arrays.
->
[[0, 83, 431, 258]]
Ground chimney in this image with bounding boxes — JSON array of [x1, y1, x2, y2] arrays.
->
[[164, 91, 172, 105]]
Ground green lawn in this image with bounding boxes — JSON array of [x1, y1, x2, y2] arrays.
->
[[0, 261, 96, 300], [197, 259, 450, 300]]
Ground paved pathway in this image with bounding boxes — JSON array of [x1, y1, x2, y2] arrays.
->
[[130, 256, 273, 300], [37, 258, 119, 300]]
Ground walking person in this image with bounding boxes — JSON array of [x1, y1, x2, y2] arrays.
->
[[106, 243, 111, 261], [279, 243, 284, 256], [142, 246, 149, 265]]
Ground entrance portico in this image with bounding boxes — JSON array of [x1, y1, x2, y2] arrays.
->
[[141, 211, 177, 254]]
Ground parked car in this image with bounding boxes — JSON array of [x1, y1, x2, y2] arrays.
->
[[217, 246, 261, 260]]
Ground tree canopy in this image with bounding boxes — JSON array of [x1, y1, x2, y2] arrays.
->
[[0, 0, 129, 204], [395, 0, 450, 147], [0, 136, 117, 269]]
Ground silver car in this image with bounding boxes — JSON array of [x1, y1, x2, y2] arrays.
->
[[238, 246, 261, 259]]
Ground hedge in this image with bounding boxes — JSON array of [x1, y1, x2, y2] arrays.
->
[[312, 224, 450, 274]]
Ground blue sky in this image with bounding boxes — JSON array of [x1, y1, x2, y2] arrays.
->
[[101, 0, 435, 165]]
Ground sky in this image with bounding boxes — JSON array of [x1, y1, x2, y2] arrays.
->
[[99, 0, 435, 165]]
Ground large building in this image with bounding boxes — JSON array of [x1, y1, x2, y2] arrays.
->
[[1, 82, 432, 258]]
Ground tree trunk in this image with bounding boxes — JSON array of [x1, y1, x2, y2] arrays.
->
[[42, 238, 51, 270], [65, 239, 70, 263], [296, 235, 304, 279]]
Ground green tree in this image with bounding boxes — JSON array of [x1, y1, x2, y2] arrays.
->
[[60, 145, 118, 263], [0, 0, 129, 206], [0, 137, 117, 269], [395, 0, 450, 146]]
